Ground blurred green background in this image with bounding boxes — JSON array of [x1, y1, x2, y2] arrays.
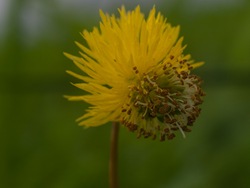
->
[[1, 0, 250, 187]]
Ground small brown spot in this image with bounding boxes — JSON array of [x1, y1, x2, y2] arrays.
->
[[182, 126, 191, 132], [167, 133, 176, 140], [150, 112, 157, 118], [164, 127, 170, 133], [158, 106, 167, 114], [127, 109, 132, 115], [122, 109, 127, 112]]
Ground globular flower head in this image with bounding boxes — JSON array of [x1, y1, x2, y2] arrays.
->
[[65, 6, 205, 141]]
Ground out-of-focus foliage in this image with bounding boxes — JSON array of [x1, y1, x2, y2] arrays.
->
[[1, 0, 250, 188]]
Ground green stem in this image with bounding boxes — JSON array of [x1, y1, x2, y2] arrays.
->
[[109, 122, 119, 188]]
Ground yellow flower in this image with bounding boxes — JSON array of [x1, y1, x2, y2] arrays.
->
[[65, 6, 205, 141]]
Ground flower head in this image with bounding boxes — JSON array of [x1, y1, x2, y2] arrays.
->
[[65, 6, 205, 141]]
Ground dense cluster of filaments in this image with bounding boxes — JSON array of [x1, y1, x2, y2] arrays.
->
[[121, 58, 205, 141]]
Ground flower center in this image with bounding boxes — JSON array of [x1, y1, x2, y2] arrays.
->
[[121, 63, 205, 141]]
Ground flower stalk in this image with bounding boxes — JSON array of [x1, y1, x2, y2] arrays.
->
[[109, 122, 119, 188]]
